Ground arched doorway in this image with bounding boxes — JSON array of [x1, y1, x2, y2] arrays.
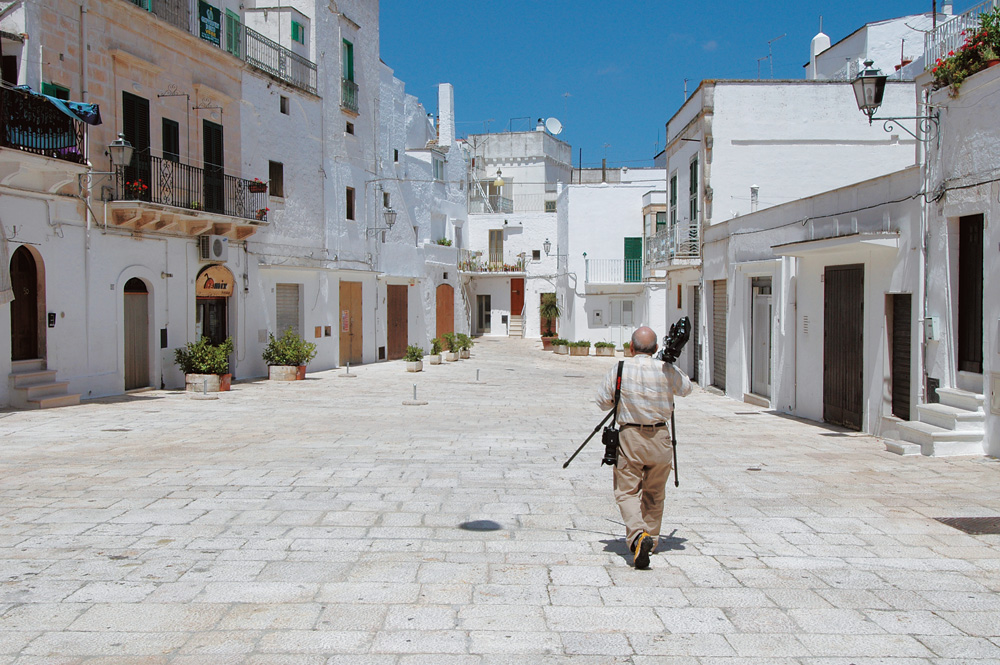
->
[[123, 277, 150, 390], [10, 246, 44, 361], [436, 283, 454, 338]]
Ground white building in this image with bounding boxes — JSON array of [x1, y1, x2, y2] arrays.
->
[[1, 0, 467, 408]]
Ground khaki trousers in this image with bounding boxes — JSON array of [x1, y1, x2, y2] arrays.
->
[[613, 424, 673, 549]]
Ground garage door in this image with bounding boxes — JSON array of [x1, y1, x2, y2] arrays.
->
[[712, 279, 726, 391]]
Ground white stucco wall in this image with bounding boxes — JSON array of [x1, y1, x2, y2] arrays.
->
[[925, 64, 1000, 456]]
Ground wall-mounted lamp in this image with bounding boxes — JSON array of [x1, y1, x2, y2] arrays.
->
[[365, 207, 398, 242], [108, 132, 134, 167], [852, 60, 939, 143], [493, 169, 504, 188]]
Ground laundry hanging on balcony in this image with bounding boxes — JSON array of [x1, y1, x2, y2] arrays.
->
[[13, 85, 103, 125]]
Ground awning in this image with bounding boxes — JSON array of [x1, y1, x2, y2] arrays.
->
[[13, 85, 102, 126]]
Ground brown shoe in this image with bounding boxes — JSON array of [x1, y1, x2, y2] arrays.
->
[[632, 532, 653, 569]]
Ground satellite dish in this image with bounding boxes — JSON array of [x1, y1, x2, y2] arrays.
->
[[545, 117, 563, 135]]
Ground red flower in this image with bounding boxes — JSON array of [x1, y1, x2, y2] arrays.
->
[[949, 50, 955, 56]]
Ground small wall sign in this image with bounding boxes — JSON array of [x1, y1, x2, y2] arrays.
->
[[199, 1, 221, 46], [341, 310, 350, 333]]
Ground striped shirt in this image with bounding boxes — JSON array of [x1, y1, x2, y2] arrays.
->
[[596, 354, 692, 426]]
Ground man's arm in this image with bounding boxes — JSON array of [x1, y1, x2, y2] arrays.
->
[[665, 363, 693, 397], [595, 363, 618, 410]]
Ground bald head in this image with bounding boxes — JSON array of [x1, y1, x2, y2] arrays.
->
[[631, 327, 658, 355]]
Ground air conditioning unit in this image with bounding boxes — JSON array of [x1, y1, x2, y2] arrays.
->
[[198, 235, 229, 263]]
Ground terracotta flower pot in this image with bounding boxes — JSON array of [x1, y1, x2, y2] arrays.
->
[[541, 337, 554, 350], [296, 365, 307, 380]]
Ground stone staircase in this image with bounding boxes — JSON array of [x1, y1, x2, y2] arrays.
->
[[888, 387, 985, 457], [508, 314, 523, 338], [8, 359, 81, 409]]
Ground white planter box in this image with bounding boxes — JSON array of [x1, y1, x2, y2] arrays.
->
[[406, 360, 423, 372], [445, 352, 459, 362], [268, 365, 299, 381], [428, 354, 442, 365]]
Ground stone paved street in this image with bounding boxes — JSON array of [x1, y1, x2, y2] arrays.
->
[[1, 337, 999, 664]]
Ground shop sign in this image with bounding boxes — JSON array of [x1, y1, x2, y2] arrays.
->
[[341, 310, 350, 332], [199, 1, 221, 46], [196, 265, 234, 297]]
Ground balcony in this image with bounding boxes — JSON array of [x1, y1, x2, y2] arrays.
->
[[646, 222, 700, 266], [0, 85, 86, 165], [459, 249, 526, 274], [121, 0, 318, 95], [341, 78, 359, 113], [468, 182, 556, 214], [106, 151, 267, 239], [585, 259, 643, 284], [925, 0, 997, 68]]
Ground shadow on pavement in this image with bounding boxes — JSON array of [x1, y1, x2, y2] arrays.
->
[[600, 530, 687, 563]]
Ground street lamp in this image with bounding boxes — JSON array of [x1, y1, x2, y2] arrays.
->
[[851, 60, 939, 143], [366, 205, 398, 242], [493, 169, 504, 188], [108, 132, 134, 168], [543, 238, 551, 255]]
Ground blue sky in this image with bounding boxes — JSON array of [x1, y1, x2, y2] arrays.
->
[[379, 1, 965, 169]]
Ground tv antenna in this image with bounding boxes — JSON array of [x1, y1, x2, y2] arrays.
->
[[767, 33, 786, 78]]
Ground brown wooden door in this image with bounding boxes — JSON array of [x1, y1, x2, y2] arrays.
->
[[824, 264, 864, 431], [339, 281, 363, 365], [890, 293, 911, 421], [387, 285, 408, 360], [510, 278, 524, 316], [958, 214, 984, 374], [436, 283, 454, 338], [124, 278, 150, 390], [10, 246, 39, 361]]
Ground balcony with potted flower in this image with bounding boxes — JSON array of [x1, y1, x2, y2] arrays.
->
[[927, 3, 1000, 96]]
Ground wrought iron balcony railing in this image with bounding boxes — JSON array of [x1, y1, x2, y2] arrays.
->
[[585, 259, 643, 284], [670, 221, 700, 259], [341, 78, 359, 113], [115, 151, 269, 222], [925, 0, 998, 68], [0, 85, 86, 164], [458, 249, 527, 273], [244, 27, 317, 95]]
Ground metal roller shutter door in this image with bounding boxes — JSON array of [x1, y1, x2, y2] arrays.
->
[[276, 284, 300, 338], [713, 279, 727, 391]]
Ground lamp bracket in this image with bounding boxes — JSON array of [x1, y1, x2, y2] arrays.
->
[[869, 111, 940, 145]]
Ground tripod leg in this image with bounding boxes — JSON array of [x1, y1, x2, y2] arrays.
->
[[563, 409, 615, 469], [671, 411, 679, 487]]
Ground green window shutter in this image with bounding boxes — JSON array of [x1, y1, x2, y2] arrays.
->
[[342, 40, 354, 81], [291, 21, 304, 44], [225, 10, 241, 57], [42, 82, 70, 100], [624, 237, 642, 283]]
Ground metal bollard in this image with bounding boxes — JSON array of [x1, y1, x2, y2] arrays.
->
[[476, 369, 480, 382], [203, 378, 207, 395], [413, 384, 417, 401]]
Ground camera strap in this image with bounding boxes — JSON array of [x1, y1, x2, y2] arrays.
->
[[610, 360, 624, 428]]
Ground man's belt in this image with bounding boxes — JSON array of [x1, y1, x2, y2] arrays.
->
[[622, 422, 667, 429]]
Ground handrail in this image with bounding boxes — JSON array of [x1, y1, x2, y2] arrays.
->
[[924, 0, 998, 68], [0, 85, 86, 164]]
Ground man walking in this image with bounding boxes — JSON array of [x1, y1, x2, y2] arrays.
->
[[596, 326, 692, 569]]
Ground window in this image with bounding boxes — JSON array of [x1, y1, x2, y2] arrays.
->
[[544, 200, 557, 213], [689, 158, 698, 224], [291, 21, 305, 44], [433, 156, 445, 181], [162, 118, 180, 162], [269, 160, 284, 197], [532, 249, 541, 261], [346, 187, 355, 220], [342, 39, 354, 81], [393, 149, 399, 163], [41, 82, 70, 100], [656, 211, 666, 233], [2, 55, 18, 85], [280, 96, 289, 115], [346, 121, 354, 135], [383, 192, 390, 208], [225, 10, 241, 57], [669, 172, 678, 228], [677, 284, 682, 308]]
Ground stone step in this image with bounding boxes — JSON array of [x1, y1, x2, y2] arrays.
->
[[10, 369, 59, 388], [915, 402, 985, 431], [936, 387, 985, 412], [23, 381, 72, 401], [11, 358, 45, 373], [897, 420, 984, 457], [27, 393, 81, 410]]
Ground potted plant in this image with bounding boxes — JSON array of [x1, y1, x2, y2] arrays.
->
[[262, 327, 317, 380], [442, 332, 459, 362], [552, 338, 569, 355], [404, 345, 424, 372], [190, 201, 202, 211], [623, 341, 633, 358], [435, 238, 452, 246], [569, 340, 591, 357], [427, 338, 443, 365], [541, 332, 556, 350], [539, 293, 561, 344], [931, 7, 1000, 95], [255, 207, 270, 221], [457, 333, 473, 359], [595, 341, 615, 357], [124, 178, 149, 200], [249, 177, 268, 194], [174, 336, 234, 392]]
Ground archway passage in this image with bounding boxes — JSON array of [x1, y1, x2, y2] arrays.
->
[[436, 283, 454, 338], [10, 246, 40, 361], [124, 278, 150, 390]]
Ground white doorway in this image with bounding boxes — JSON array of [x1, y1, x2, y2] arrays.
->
[[608, 298, 635, 348], [750, 277, 772, 398]]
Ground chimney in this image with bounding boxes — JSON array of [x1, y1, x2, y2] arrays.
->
[[942, 1, 953, 15], [438, 83, 455, 148], [536, 117, 545, 132], [750, 185, 759, 212]]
